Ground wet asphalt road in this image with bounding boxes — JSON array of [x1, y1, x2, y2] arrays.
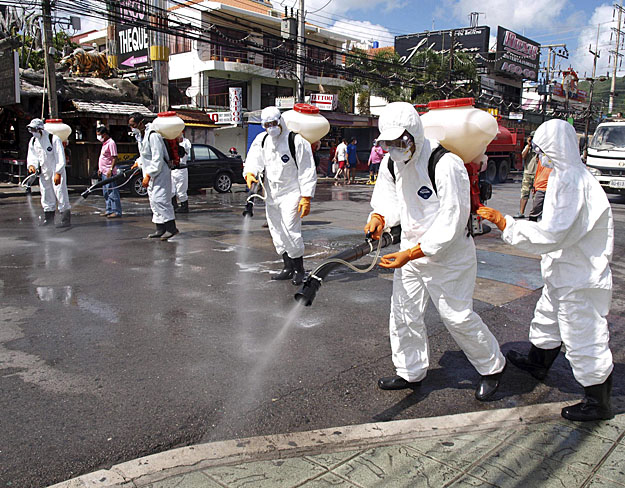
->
[[0, 178, 624, 487]]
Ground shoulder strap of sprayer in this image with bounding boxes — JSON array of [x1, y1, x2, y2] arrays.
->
[[387, 144, 449, 194], [262, 131, 298, 169]]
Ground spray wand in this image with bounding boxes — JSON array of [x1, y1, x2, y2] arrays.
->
[[20, 166, 40, 194], [294, 225, 401, 306], [242, 173, 266, 217]]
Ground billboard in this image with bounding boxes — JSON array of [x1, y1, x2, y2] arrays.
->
[[495, 27, 540, 81], [310, 93, 338, 111], [118, 0, 150, 69], [0, 50, 20, 106], [395, 26, 490, 65], [229, 87, 242, 125]]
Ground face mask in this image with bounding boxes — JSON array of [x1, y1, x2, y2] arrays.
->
[[130, 128, 141, 140], [97, 135, 104, 142], [266, 126, 281, 138], [388, 147, 413, 164], [540, 153, 554, 169]]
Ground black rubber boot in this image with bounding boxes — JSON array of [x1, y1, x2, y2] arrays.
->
[[272, 252, 294, 280], [55, 210, 71, 228], [291, 256, 305, 285], [562, 373, 613, 421], [40, 211, 55, 226], [378, 375, 422, 390], [475, 365, 506, 401], [171, 196, 178, 210], [506, 344, 561, 380], [148, 223, 166, 238], [177, 200, 189, 213], [160, 220, 179, 241]]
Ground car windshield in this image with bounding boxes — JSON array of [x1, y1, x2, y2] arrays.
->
[[590, 126, 625, 150]]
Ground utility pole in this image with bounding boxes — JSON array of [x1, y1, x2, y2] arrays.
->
[[151, 0, 170, 112], [540, 43, 568, 121], [41, 0, 58, 118], [585, 24, 602, 153], [296, 0, 305, 102], [609, 1, 625, 114], [448, 29, 455, 85]]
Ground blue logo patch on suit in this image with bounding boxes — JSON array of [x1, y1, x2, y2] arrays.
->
[[417, 186, 433, 199]]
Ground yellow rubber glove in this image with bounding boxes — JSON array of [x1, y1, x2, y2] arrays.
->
[[245, 172, 258, 189], [53, 173, 61, 186], [364, 213, 385, 240], [298, 196, 311, 217], [477, 206, 506, 231], [142, 174, 150, 188], [379, 244, 425, 269]]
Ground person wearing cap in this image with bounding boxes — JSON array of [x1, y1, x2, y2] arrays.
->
[[363, 102, 506, 401], [26, 118, 71, 227], [514, 131, 538, 219], [171, 131, 191, 214], [96, 125, 122, 219], [243, 106, 317, 285]]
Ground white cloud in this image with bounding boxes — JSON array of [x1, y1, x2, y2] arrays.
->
[[325, 19, 394, 46], [446, 0, 567, 34], [574, 4, 617, 78]]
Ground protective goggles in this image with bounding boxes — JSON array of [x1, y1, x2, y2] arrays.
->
[[27, 127, 42, 133], [379, 134, 414, 151], [531, 141, 545, 157], [262, 120, 280, 129]]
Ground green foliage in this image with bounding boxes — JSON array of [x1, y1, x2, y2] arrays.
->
[[18, 31, 78, 71], [338, 47, 479, 113], [578, 77, 625, 115]]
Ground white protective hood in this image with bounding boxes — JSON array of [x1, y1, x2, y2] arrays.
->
[[503, 119, 613, 289]]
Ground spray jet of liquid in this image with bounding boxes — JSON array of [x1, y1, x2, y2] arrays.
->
[[242, 172, 266, 218]]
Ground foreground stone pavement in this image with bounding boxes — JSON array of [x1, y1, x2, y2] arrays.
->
[[51, 404, 625, 487]]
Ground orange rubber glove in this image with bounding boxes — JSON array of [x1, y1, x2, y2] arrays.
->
[[131, 161, 139, 170], [298, 196, 311, 218], [142, 174, 150, 188], [477, 207, 506, 231], [53, 173, 61, 186], [379, 244, 425, 269], [28, 165, 36, 174], [245, 172, 258, 189], [364, 213, 385, 240]]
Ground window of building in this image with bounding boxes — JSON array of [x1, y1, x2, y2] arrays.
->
[[198, 77, 248, 109], [170, 35, 192, 54], [208, 26, 248, 61], [261, 84, 293, 109]]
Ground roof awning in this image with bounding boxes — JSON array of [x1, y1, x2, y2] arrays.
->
[[65, 100, 155, 117]]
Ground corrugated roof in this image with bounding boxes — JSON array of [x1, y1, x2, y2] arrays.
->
[[175, 108, 218, 126], [71, 100, 155, 116]]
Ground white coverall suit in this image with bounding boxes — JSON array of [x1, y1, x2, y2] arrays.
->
[[171, 137, 190, 203], [371, 106, 505, 383], [27, 130, 71, 212], [243, 118, 317, 259], [137, 124, 175, 224], [502, 119, 614, 387]]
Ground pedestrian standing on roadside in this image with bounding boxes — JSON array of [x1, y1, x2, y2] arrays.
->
[[128, 112, 179, 240], [528, 157, 552, 222], [514, 131, 537, 219], [327, 140, 338, 177], [367, 139, 384, 184], [26, 118, 72, 227], [334, 138, 348, 183], [96, 125, 122, 219], [171, 131, 191, 214], [346, 138, 359, 184]]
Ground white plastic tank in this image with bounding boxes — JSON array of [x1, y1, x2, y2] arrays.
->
[[152, 111, 185, 139], [420, 98, 498, 163], [281, 103, 330, 143], [44, 119, 72, 142]]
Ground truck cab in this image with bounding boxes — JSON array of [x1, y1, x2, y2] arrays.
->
[[586, 121, 625, 194]]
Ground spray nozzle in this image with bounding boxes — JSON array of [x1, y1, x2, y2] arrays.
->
[[294, 274, 322, 307]]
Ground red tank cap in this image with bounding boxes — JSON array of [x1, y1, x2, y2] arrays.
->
[[157, 111, 177, 117], [293, 103, 320, 114], [427, 98, 475, 109], [45, 118, 63, 123]]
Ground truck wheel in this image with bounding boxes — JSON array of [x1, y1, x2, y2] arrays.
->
[[486, 160, 497, 184], [497, 159, 510, 183]]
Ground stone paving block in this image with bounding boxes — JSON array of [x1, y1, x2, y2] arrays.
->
[[447, 474, 499, 487], [332, 445, 463, 488], [468, 443, 589, 487], [202, 457, 327, 488], [299, 472, 361, 487], [405, 432, 506, 471], [146, 471, 221, 488], [305, 450, 362, 470], [552, 416, 625, 442], [586, 475, 625, 487], [594, 442, 625, 485], [502, 421, 615, 471]]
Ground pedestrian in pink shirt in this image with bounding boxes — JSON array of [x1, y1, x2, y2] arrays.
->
[[97, 126, 122, 218], [367, 140, 384, 185]]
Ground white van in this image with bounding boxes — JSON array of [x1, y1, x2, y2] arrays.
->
[[586, 121, 625, 194]]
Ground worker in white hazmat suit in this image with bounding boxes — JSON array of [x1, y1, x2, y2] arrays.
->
[[171, 132, 191, 213], [128, 112, 178, 240], [478, 119, 614, 421], [26, 118, 71, 227], [364, 102, 506, 401], [243, 106, 317, 285]]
